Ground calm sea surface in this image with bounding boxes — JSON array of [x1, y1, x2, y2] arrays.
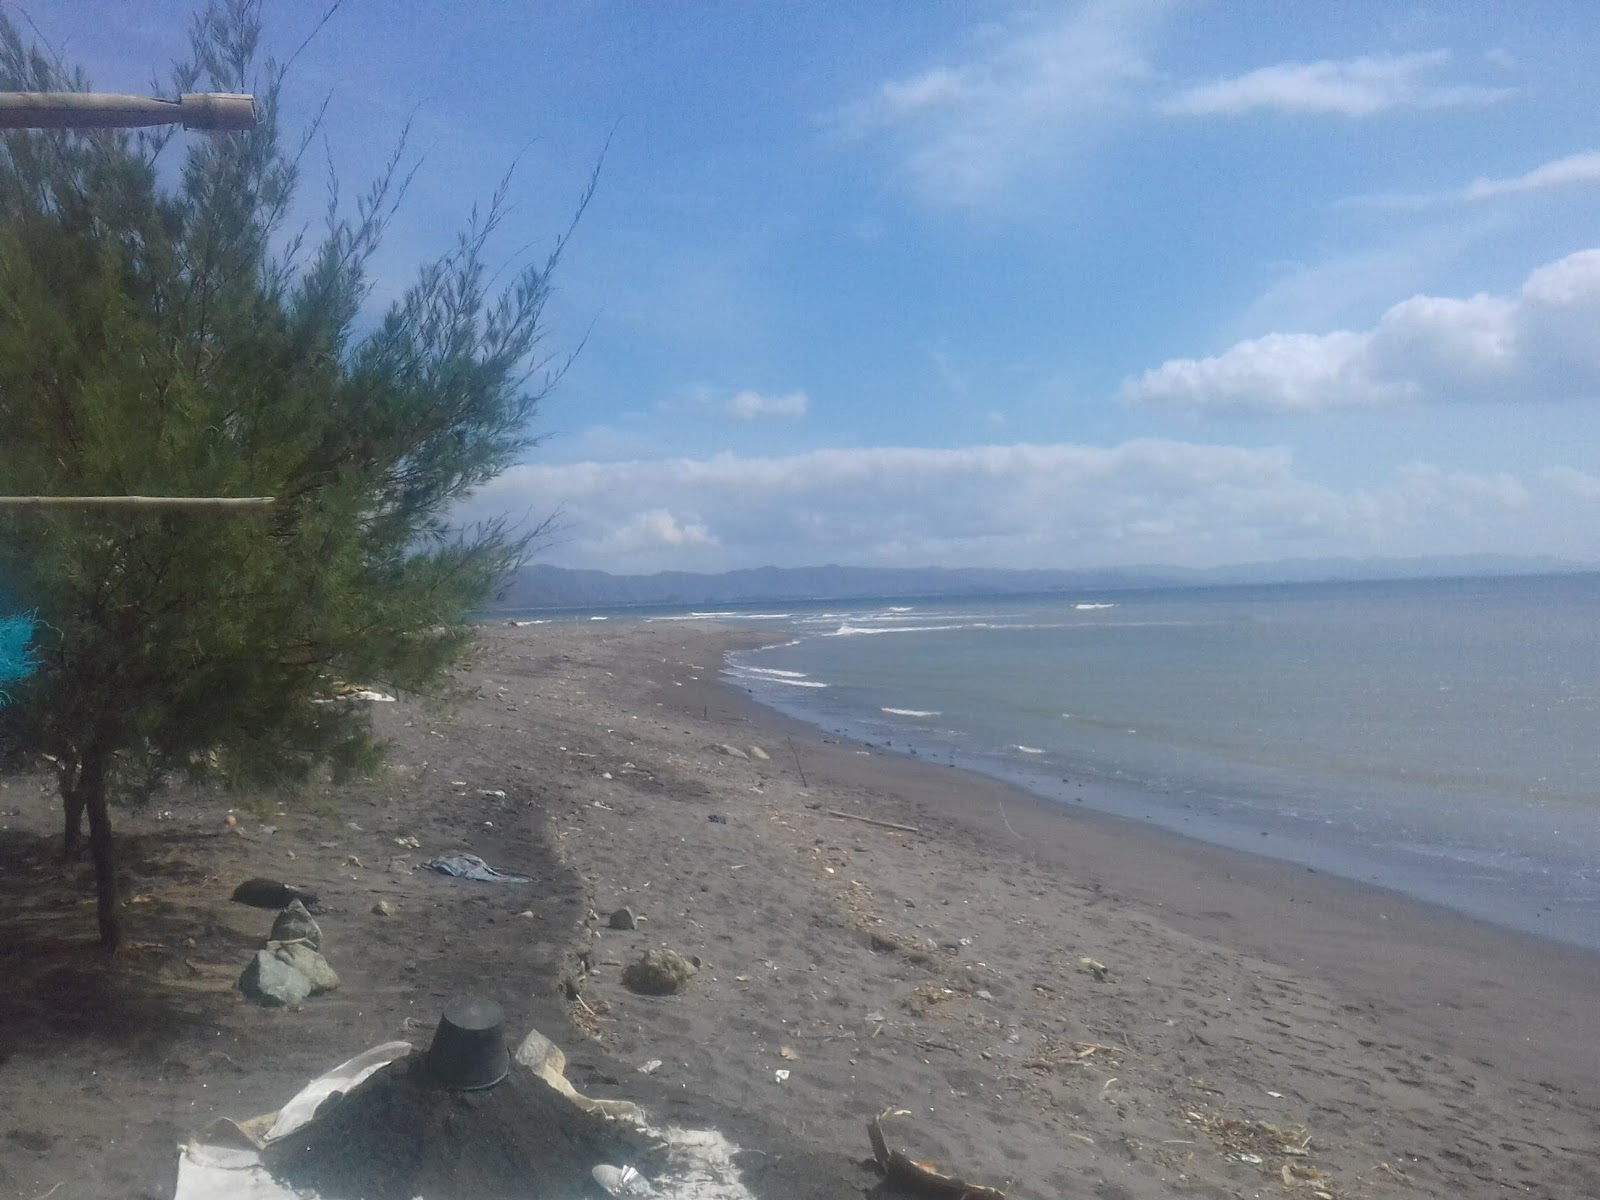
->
[[690, 575, 1600, 950]]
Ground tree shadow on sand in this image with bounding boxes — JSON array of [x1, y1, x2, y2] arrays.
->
[[0, 823, 256, 1068]]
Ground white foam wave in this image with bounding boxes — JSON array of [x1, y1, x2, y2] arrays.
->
[[589, 615, 609, 621], [882, 707, 941, 717], [739, 666, 810, 679], [887, 606, 914, 612], [726, 669, 828, 688], [1014, 744, 1046, 755], [1074, 603, 1116, 610], [829, 622, 973, 637]]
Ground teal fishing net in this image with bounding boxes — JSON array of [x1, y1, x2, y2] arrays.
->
[[0, 612, 37, 706]]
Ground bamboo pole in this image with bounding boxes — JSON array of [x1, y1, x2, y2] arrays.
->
[[0, 495, 274, 508], [827, 809, 920, 834], [0, 92, 257, 131]]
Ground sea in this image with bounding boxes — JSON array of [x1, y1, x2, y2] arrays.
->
[[515, 573, 1600, 952]]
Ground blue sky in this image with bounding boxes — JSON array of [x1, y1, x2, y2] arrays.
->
[[38, 0, 1600, 573]]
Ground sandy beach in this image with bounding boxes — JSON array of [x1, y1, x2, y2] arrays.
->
[[2, 619, 1597, 1199]]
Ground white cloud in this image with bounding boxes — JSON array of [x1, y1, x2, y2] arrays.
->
[[1350, 149, 1600, 210], [728, 389, 809, 420], [836, 0, 1170, 206], [1464, 151, 1600, 201], [457, 440, 1598, 574], [1123, 248, 1600, 413], [1541, 466, 1600, 502], [1165, 50, 1510, 118], [595, 509, 718, 558]]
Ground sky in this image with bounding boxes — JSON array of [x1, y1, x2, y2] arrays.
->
[[28, 0, 1600, 574]]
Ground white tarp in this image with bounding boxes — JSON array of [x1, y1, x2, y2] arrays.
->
[[172, 1030, 755, 1200]]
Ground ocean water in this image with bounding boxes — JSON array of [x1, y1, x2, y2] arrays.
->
[[701, 575, 1600, 951]]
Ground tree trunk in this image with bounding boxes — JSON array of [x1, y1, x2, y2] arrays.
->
[[77, 744, 120, 951], [63, 788, 85, 856], [58, 761, 86, 857]]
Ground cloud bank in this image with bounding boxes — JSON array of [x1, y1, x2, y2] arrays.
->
[[459, 439, 1597, 575], [1123, 249, 1600, 413]]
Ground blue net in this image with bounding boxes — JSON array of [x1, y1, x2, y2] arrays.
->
[[0, 612, 37, 706]]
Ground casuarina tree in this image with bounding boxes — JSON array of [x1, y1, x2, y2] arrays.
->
[[0, 1, 582, 948]]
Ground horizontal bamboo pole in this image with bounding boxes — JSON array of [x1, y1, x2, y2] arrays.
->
[[0, 92, 257, 131], [0, 495, 274, 508]]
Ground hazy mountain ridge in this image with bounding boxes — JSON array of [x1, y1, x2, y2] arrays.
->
[[491, 556, 1593, 610]]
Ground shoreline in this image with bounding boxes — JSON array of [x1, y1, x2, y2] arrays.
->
[[730, 647, 1600, 960], [2, 617, 1596, 1199], [722, 636, 1600, 957], [522, 620, 1599, 1198], [707, 627, 1600, 1074]]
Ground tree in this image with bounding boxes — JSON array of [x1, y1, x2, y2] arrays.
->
[[0, 1, 581, 949]]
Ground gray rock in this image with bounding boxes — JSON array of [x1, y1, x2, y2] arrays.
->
[[238, 949, 312, 1006], [608, 906, 638, 931], [387, 857, 412, 874], [231, 878, 319, 911], [372, 900, 395, 916], [621, 949, 698, 995], [273, 943, 340, 994], [748, 745, 770, 761], [711, 744, 747, 759], [270, 899, 322, 949]]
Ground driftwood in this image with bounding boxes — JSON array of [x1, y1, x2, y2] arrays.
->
[[827, 809, 919, 834], [0, 91, 256, 131]]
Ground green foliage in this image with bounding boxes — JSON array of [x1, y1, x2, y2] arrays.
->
[[0, 2, 575, 818]]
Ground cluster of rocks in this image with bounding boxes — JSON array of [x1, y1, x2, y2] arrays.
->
[[237, 898, 341, 1007]]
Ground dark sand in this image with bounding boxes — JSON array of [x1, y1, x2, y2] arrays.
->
[[1, 619, 1597, 1199]]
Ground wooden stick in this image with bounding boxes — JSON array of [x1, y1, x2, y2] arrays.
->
[[0, 495, 274, 508], [0, 92, 257, 131], [827, 809, 919, 834], [787, 736, 808, 788]]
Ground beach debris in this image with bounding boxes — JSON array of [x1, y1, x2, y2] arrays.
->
[[748, 745, 770, 761], [593, 1164, 657, 1197], [707, 813, 729, 824], [238, 949, 313, 1007], [1079, 956, 1110, 981], [709, 743, 748, 758], [1185, 1108, 1318, 1175], [231, 878, 319, 911], [638, 1059, 664, 1074], [393, 835, 422, 849], [479, 788, 507, 799], [779, 1046, 798, 1061], [867, 1108, 1006, 1199], [273, 942, 340, 993], [270, 900, 323, 950], [372, 900, 395, 917], [519, 909, 536, 919], [773, 1069, 790, 1083], [828, 809, 920, 834], [421, 853, 532, 883], [621, 949, 699, 995], [609, 906, 640, 930]]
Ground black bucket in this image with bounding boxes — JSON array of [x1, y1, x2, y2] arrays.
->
[[424, 996, 510, 1090]]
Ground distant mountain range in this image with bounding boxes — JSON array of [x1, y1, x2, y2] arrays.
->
[[488, 555, 1595, 611]]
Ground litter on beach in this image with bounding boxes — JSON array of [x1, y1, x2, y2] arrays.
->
[[420, 854, 532, 883], [867, 1108, 1005, 1199]]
